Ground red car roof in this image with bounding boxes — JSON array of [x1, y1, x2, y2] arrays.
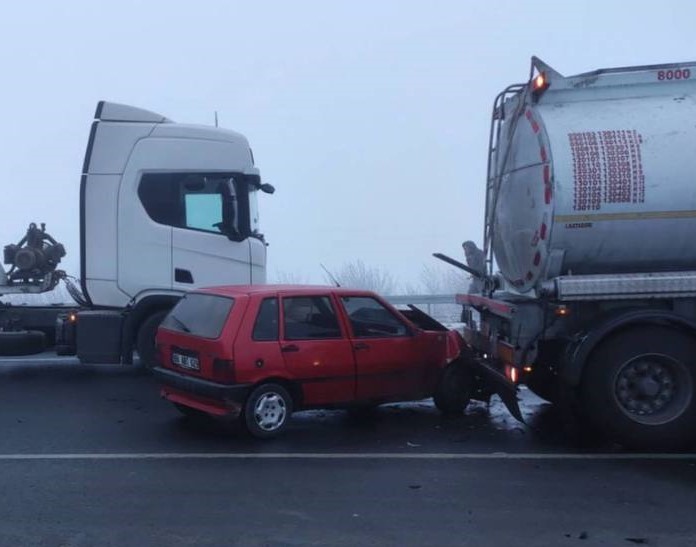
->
[[194, 284, 380, 298]]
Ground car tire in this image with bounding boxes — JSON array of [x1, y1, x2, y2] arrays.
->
[[243, 383, 293, 439], [0, 330, 46, 356], [434, 359, 472, 415], [581, 326, 696, 450], [136, 310, 169, 370]]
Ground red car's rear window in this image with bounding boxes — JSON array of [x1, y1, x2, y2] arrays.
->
[[161, 293, 234, 339]]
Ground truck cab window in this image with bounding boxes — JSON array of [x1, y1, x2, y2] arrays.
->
[[184, 193, 224, 233], [138, 173, 248, 238]]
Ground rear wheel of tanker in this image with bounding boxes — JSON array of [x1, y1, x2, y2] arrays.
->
[[136, 310, 169, 370], [434, 359, 473, 415], [0, 330, 46, 356], [581, 326, 696, 450]]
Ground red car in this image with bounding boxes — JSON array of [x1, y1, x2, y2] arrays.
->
[[153, 285, 466, 438]]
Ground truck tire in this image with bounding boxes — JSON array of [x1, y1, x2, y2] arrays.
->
[[581, 326, 696, 450], [433, 359, 473, 415], [136, 310, 169, 369], [0, 330, 46, 356]]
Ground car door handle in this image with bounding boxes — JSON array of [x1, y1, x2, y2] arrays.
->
[[353, 342, 370, 351], [281, 344, 300, 353]]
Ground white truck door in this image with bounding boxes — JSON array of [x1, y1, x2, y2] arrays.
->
[[171, 175, 253, 289]]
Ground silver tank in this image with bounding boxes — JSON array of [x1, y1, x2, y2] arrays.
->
[[489, 58, 696, 293]]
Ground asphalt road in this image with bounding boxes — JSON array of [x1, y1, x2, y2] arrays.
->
[[0, 359, 695, 546]]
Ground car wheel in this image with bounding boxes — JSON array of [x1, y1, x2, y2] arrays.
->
[[136, 310, 169, 370], [0, 330, 46, 356], [243, 383, 293, 439], [581, 326, 696, 450], [434, 359, 473, 415]]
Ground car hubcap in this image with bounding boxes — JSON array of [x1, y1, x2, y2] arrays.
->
[[614, 354, 692, 425], [254, 392, 287, 431]]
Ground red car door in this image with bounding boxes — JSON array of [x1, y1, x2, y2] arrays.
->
[[338, 295, 427, 401], [279, 293, 356, 405]]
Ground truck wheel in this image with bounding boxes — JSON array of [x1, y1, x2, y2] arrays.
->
[[434, 360, 473, 415], [242, 383, 293, 439], [581, 326, 696, 450], [136, 310, 169, 369], [0, 330, 46, 356]]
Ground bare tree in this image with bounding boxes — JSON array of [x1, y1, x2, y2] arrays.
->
[[269, 270, 312, 285], [419, 263, 467, 295], [330, 260, 398, 295], [418, 263, 468, 324]]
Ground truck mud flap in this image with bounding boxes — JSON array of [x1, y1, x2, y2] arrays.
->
[[470, 359, 524, 423]]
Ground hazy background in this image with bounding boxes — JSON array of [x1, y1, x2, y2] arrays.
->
[[0, 0, 692, 292]]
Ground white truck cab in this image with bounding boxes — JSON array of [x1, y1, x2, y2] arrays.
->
[[82, 101, 270, 308], [0, 101, 273, 366]]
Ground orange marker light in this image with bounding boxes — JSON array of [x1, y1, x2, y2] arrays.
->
[[534, 73, 546, 90], [555, 305, 570, 317]]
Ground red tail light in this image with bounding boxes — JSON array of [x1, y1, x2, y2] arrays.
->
[[212, 359, 235, 383]]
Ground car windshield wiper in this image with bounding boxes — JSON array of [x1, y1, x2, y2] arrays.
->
[[168, 314, 191, 333]]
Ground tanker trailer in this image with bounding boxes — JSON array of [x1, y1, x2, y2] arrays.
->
[[448, 57, 696, 449]]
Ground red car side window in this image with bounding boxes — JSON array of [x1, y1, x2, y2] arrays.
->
[[282, 296, 342, 340], [340, 296, 408, 338], [252, 297, 279, 341]]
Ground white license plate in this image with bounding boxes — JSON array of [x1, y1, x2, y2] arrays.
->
[[172, 352, 200, 371]]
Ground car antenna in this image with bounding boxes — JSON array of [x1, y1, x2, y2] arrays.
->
[[320, 263, 340, 287]]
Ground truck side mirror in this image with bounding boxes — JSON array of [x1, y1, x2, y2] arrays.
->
[[260, 183, 275, 194]]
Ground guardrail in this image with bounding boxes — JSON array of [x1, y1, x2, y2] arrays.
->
[[384, 294, 461, 320]]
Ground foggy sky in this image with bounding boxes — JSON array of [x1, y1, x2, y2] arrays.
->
[[1, 1, 692, 291]]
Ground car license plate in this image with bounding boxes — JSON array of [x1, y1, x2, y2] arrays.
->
[[172, 352, 200, 371]]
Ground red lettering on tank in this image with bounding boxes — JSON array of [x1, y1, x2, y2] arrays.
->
[[540, 146, 547, 162], [568, 130, 645, 211], [533, 251, 541, 266], [540, 223, 547, 240], [526, 272, 534, 281]]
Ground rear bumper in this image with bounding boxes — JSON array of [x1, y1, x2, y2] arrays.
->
[[153, 367, 252, 403]]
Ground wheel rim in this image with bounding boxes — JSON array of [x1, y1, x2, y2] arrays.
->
[[253, 392, 287, 431], [613, 353, 693, 426]]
